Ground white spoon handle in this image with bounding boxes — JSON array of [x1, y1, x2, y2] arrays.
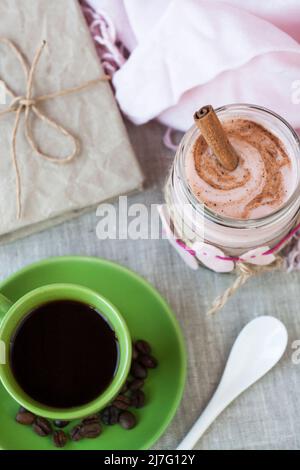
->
[[176, 391, 231, 450], [177, 317, 288, 450]]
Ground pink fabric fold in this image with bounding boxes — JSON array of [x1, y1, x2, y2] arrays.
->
[[87, 0, 300, 131]]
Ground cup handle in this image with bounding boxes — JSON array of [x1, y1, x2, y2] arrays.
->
[[0, 293, 13, 324]]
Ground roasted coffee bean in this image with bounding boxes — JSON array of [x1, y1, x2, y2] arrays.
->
[[32, 417, 52, 436], [82, 414, 100, 425], [132, 344, 139, 360], [53, 420, 70, 429], [80, 422, 102, 438], [128, 378, 144, 391], [130, 360, 147, 379], [53, 430, 68, 448], [70, 425, 83, 441], [120, 380, 130, 394], [135, 340, 151, 355], [112, 394, 131, 410], [130, 389, 145, 409], [16, 410, 35, 425], [101, 406, 120, 425], [18, 406, 28, 413], [119, 411, 137, 430], [139, 354, 158, 369]]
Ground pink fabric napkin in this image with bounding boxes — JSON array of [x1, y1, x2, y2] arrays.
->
[[86, 0, 300, 132]]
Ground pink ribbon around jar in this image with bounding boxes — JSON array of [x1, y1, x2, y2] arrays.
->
[[158, 204, 300, 314]]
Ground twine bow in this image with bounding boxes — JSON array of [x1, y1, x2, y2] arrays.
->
[[0, 38, 110, 218]]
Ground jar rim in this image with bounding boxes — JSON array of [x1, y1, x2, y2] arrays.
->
[[177, 103, 300, 229]]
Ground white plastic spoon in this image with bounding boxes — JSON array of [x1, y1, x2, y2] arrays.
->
[[177, 316, 288, 450]]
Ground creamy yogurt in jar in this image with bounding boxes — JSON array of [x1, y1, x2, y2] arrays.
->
[[165, 104, 300, 262]]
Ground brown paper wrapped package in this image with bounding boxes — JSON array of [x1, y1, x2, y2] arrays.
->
[[0, 0, 143, 243]]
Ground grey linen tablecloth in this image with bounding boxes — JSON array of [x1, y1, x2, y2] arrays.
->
[[1, 120, 300, 450]]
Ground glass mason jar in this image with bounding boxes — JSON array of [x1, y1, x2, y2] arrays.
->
[[164, 104, 300, 266]]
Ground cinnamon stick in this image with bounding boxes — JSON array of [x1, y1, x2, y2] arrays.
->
[[194, 105, 239, 171]]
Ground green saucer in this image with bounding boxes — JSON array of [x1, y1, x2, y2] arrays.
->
[[0, 257, 186, 450]]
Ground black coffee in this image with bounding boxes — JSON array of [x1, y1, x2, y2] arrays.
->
[[10, 300, 119, 408]]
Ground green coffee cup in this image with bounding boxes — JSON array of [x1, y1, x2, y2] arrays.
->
[[0, 284, 132, 420]]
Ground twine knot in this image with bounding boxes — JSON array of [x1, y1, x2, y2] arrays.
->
[[0, 37, 110, 219], [9, 96, 37, 111], [237, 262, 261, 277]]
